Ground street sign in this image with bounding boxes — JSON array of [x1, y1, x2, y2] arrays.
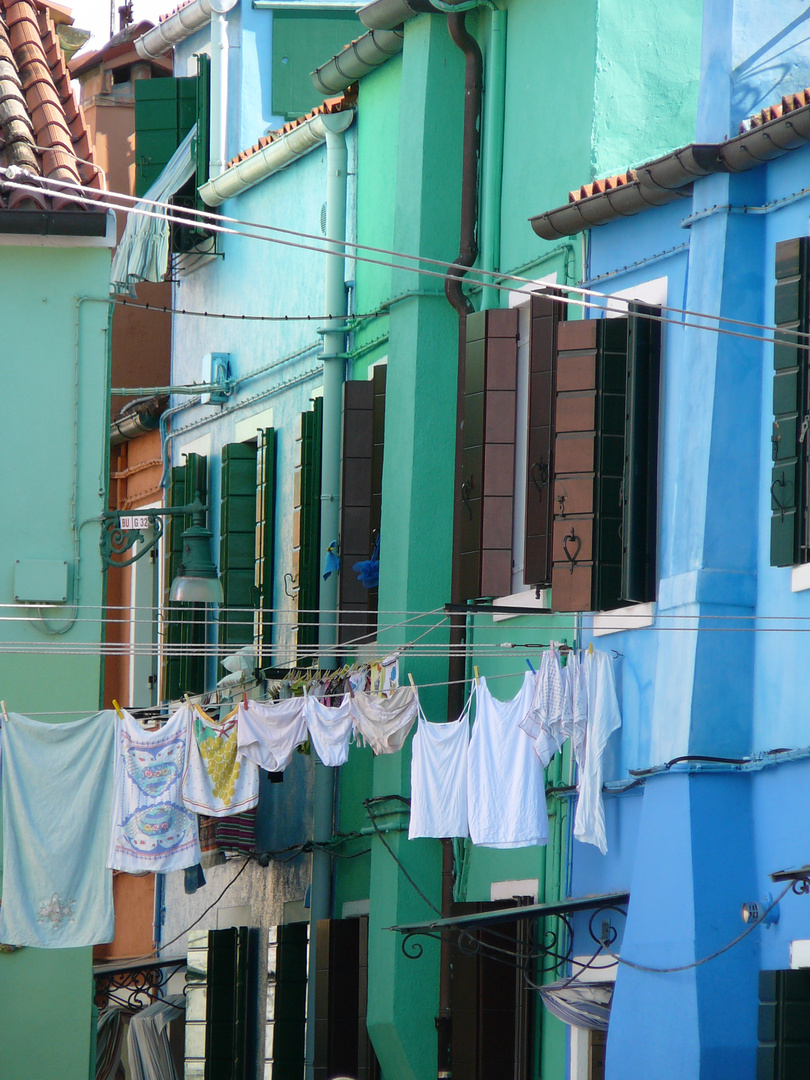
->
[[119, 516, 151, 531]]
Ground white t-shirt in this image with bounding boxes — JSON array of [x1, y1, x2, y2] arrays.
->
[[467, 673, 549, 848]]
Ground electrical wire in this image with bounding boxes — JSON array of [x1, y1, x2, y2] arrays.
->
[[363, 798, 442, 917], [2, 167, 808, 353]]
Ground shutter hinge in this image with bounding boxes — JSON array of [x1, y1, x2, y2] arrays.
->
[[800, 414, 810, 443]]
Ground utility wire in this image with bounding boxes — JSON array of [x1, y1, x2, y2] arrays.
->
[[1, 168, 807, 353]]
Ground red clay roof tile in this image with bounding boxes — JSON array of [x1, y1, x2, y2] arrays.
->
[[224, 91, 357, 170]]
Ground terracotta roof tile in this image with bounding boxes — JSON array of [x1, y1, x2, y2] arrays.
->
[[570, 170, 637, 204], [225, 91, 357, 170], [741, 87, 810, 130], [0, 0, 101, 211]]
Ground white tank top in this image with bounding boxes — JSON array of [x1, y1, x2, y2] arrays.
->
[[408, 694, 471, 839], [467, 673, 549, 848]]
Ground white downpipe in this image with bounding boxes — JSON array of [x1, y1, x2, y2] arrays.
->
[[209, 10, 228, 179], [134, 0, 237, 60], [198, 109, 354, 206]]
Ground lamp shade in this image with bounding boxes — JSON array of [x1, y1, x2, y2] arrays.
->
[[169, 519, 223, 605]]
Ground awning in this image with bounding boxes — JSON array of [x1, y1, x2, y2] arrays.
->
[[387, 891, 629, 936], [110, 124, 197, 294], [537, 977, 614, 1031]]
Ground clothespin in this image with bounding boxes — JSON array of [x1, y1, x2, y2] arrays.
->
[[184, 693, 192, 705], [112, 699, 124, 719], [526, 659, 536, 674], [473, 666, 480, 686], [588, 641, 594, 655], [408, 673, 416, 692], [242, 691, 248, 706], [1, 700, 8, 724]]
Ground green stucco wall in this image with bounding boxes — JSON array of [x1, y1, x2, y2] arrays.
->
[[0, 236, 113, 1080]]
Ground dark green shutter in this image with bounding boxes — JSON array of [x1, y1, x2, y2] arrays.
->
[[457, 309, 519, 601], [771, 238, 810, 567], [134, 76, 198, 196], [220, 442, 258, 655], [267, 923, 308, 1080], [314, 918, 379, 1080], [195, 53, 211, 196], [295, 400, 323, 656], [339, 380, 375, 646], [256, 428, 276, 663], [163, 464, 186, 701], [524, 294, 564, 587], [205, 927, 250, 1080], [758, 969, 810, 1079], [622, 305, 661, 602]]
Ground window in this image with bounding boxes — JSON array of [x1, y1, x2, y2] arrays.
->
[[292, 399, 323, 660], [266, 923, 309, 1080], [455, 299, 660, 613], [758, 969, 810, 1078], [338, 366, 386, 648], [771, 237, 810, 568]]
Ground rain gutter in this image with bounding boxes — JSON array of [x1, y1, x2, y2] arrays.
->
[[134, 0, 238, 59], [110, 395, 168, 446], [358, 0, 440, 28], [199, 107, 355, 206], [530, 103, 810, 240], [310, 27, 404, 95]]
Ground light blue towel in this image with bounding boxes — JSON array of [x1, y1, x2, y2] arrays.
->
[[0, 711, 116, 948]]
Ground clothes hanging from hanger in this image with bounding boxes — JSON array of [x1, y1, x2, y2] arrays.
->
[[182, 704, 260, 817], [350, 686, 418, 755], [108, 706, 201, 874], [304, 692, 354, 767], [468, 673, 549, 848], [520, 645, 570, 766], [0, 710, 117, 948], [408, 693, 471, 840], [237, 697, 308, 773], [573, 650, 622, 855]]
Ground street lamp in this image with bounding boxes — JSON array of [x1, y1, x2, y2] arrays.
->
[[99, 494, 224, 605]]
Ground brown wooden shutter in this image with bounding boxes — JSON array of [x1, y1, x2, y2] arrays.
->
[[338, 377, 379, 647], [314, 918, 379, 1080], [552, 319, 628, 612], [524, 294, 565, 587], [458, 308, 519, 600]]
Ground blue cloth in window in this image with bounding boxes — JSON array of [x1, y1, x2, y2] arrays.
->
[[323, 539, 340, 580], [353, 534, 380, 589]]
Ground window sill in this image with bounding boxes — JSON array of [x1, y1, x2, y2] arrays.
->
[[492, 589, 551, 622], [791, 564, 810, 592], [592, 602, 655, 636]]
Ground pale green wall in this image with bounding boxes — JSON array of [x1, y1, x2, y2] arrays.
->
[[0, 237, 112, 1080]]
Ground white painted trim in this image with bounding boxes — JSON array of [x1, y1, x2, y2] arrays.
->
[[490, 879, 539, 903], [177, 433, 212, 460], [602, 275, 668, 317], [342, 899, 370, 917], [592, 602, 655, 636], [492, 589, 551, 622], [791, 563, 810, 592], [569, 955, 616, 1080], [235, 407, 274, 443]]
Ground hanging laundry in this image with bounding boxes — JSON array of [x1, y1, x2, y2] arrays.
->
[[566, 651, 589, 769], [215, 806, 257, 855], [520, 645, 570, 766], [304, 692, 353, 767], [237, 697, 308, 772], [350, 686, 418, 755], [182, 705, 259, 816], [108, 707, 201, 874], [408, 695, 470, 839], [0, 710, 116, 947], [574, 650, 622, 855], [468, 673, 549, 848]]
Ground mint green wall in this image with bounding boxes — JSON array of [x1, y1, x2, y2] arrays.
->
[[0, 237, 112, 1080]]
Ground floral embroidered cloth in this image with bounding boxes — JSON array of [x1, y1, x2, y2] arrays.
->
[[0, 711, 116, 947], [182, 705, 259, 817], [108, 707, 200, 873]]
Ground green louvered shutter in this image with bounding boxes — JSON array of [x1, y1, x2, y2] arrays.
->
[[194, 53, 210, 195], [267, 923, 308, 1080], [294, 400, 323, 656], [205, 927, 250, 1080], [163, 463, 186, 701], [182, 453, 208, 693], [621, 305, 661, 602], [134, 76, 198, 197], [220, 442, 258, 656], [771, 238, 810, 566], [255, 428, 276, 664]]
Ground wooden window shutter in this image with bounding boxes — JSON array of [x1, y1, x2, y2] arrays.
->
[[194, 54, 211, 196], [621, 305, 661, 603], [524, 295, 565, 587], [164, 453, 208, 696], [293, 400, 323, 656], [758, 969, 810, 1079], [771, 237, 810, 567], [255, 428, 276, 663], [133, 76, 197, 197], [267, 923, 308, 1080], [219, 442, 258, 654], [204, 927, 252, 1080], [458, 308, 519, 600], [552, 320, 627, 612], [314, 918, 379, 1080], [339, 375, 385, 647]]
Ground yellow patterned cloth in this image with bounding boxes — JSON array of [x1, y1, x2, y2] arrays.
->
[[181, 706, 259, 817]]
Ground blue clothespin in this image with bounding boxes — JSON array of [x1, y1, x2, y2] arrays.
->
[[526, 659, 536, 674]]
